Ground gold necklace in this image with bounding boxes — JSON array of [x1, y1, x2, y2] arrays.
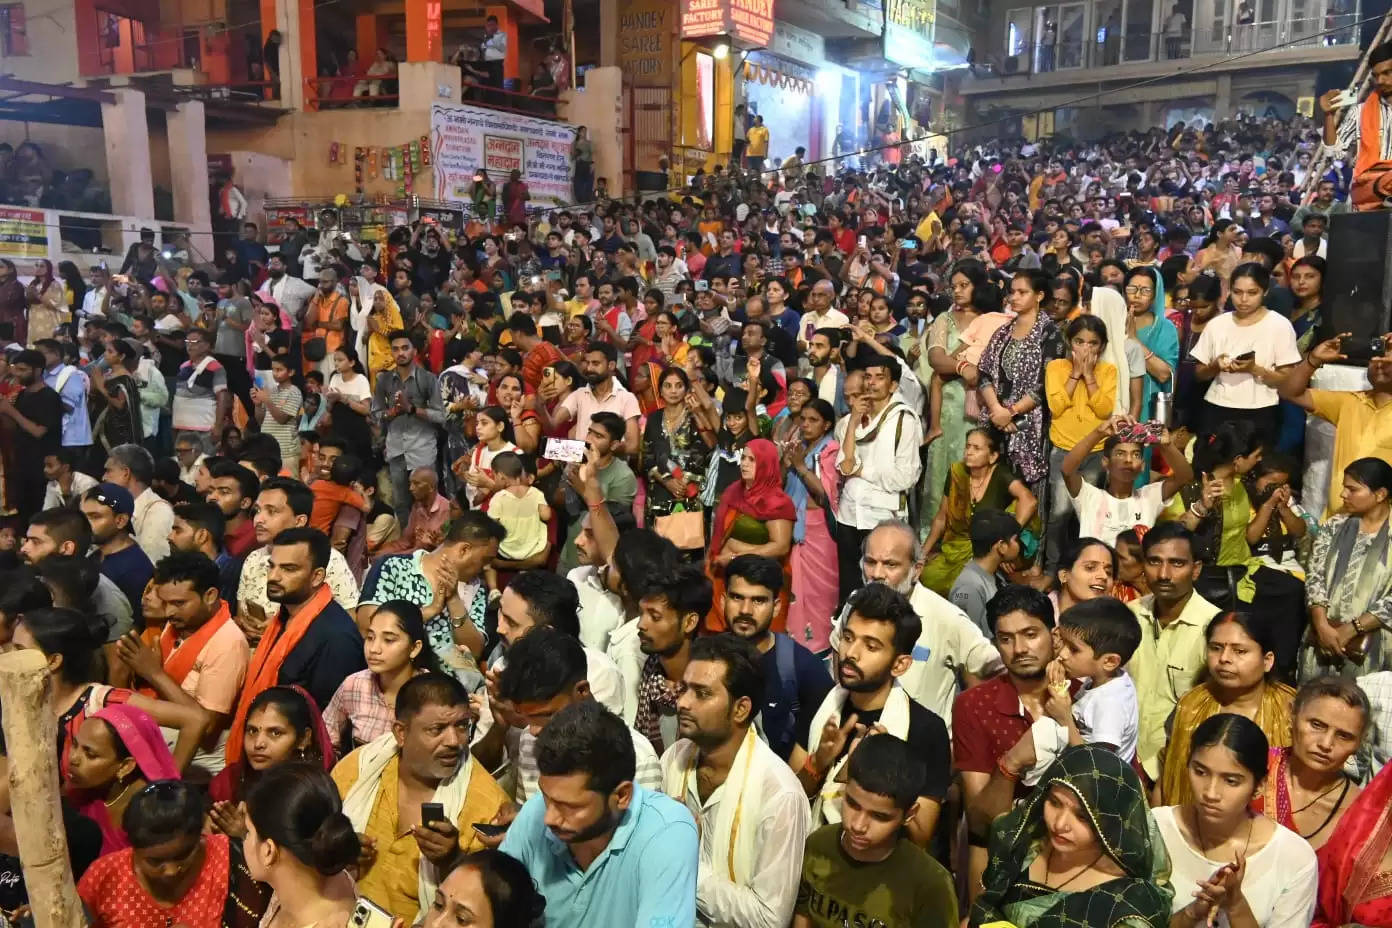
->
[[104, 778, 137, 809]]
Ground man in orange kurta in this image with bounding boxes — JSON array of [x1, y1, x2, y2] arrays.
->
[[303, 268, 350, 375], [1324, 42, 1392, 211]]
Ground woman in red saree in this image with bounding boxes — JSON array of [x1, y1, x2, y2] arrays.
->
[[704, 438, 795, 632], [1252, 676, 1367, 853], [1315, 753, 1392, 926]]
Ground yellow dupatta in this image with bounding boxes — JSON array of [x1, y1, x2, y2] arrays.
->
[[1159, 680, 1295, 806]]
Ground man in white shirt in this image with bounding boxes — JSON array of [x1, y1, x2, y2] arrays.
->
[[495, 625, 661, 806], [831, 521, 1002, 726], [798, 280, 850, 351], [480, 14, 506, 88], [833, 355, 923, 603], [256, 254, 316, 323], [661, 634, 808, 928], [102, 443, 174, 564], [567, 509, 632, 654], [1061, 417, 1194, 548], [491, 569, 625, 713], [81, 264, 111, 324], [1291, 212, 1328, 259], [42, 450, 98, 511]]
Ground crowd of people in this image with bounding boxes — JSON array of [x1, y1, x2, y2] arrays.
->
[[0, 87, 1390, 928]]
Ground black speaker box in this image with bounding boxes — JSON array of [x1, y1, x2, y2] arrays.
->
[[1324, 210, 1392, 363]]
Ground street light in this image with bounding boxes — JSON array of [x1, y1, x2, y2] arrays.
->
[[713, 42, 730, 59]]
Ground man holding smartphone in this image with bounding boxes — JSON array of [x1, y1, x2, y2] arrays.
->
[[333, 674, 510, 925]]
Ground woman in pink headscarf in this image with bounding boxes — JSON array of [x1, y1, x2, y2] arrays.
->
[[66, 705, 180, 854], [704, 437, 796, 633]]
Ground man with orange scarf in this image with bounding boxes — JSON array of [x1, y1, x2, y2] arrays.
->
[[1322, 41, 1392, 211], [226, 526, 365, 763], [117, 550, 250, 772]]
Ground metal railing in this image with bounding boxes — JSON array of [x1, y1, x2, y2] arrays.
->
[[300, 75, 562, 119], [998, 11, 1358, 76]]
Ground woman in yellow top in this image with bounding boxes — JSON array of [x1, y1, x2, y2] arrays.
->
[[1043, 315, 1116, 572], [1160, 610, 1296, 806]]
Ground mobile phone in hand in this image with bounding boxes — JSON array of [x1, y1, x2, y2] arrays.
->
[[471, 822, 508, 838], [1233, 350, 1256, 362], [421, 802, 446, 827]]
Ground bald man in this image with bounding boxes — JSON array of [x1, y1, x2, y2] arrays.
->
[[379, 467, 450, 554]]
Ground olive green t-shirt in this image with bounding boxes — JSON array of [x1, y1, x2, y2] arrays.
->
[[795, 824, 958, 928]]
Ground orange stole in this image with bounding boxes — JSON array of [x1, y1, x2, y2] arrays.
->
[[224, 584, 334, 763]]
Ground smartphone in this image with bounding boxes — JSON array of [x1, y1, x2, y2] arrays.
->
[[857, 235, 868, 250], [472, 822, 508, 838], [543, 437, 588, 463], [421, 802, 446, 827], [349, 898, 395, 928], [1118, 420, 1164, 445], [1233, 350, 1256, 362], [546, 268, 562, 281], [694, 280, 710, 292]]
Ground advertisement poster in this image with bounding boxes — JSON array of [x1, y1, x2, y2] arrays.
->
[[430, 103, 578, 209], [0, 207, 47, 259]]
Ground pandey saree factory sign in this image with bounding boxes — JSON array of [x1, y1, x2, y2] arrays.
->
[[884, 0, 936, 68], [681, 0, 774, 47]]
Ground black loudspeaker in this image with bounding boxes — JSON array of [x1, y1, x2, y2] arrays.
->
[[1323, 210, 1392, 364]]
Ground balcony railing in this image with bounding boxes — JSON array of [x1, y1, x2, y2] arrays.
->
[[998, 11, 1358, 76], [301, 75, 562, 120]]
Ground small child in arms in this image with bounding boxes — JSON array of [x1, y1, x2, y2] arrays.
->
[[488, 451, 552, 565], [1045, 596, 1142, 763]]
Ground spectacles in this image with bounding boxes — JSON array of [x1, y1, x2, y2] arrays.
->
[[1124, 286, 1154, 296]]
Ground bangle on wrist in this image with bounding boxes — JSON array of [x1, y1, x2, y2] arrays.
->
[[1188, 502, 1208, 518], [1307, 355, 1322, 370], [997, 756, 1020, 783]]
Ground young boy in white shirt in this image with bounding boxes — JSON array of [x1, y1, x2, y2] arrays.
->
[[1044, 596, 1142, 763]]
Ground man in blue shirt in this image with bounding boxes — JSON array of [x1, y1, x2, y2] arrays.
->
[[500, 700, 698, 928], [36, 338, 92, 457]]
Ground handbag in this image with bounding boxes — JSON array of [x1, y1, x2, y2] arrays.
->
[[654, 508, 705, 550]]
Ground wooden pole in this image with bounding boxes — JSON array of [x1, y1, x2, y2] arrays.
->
[[0, 650, 83, 928]]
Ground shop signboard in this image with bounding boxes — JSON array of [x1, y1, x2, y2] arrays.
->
[[0, 207, 46, 259], [680, 0, 774, 47], [884, 0, 936, 69]]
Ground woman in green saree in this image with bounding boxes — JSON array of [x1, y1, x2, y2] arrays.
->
[[921, 427, 1037, 595], [972, 744, 1173, 928], [919, 259, 989, 532], [1301, 456, 1392, 679]]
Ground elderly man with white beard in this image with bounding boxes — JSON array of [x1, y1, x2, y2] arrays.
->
[[830, 520, 1003, 726]]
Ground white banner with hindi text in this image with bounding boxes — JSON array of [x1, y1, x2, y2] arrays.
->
[[430, 102, 578, 210]]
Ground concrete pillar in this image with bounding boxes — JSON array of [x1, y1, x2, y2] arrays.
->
[[600, 0, 618, 68], [100, 88, 155, 220], [264, 0, 315, 108], [167, 101, 214, 261], [357, 14, 390, 65], [1215, 73, 1232, 119], [397, 61, 460, 109]]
